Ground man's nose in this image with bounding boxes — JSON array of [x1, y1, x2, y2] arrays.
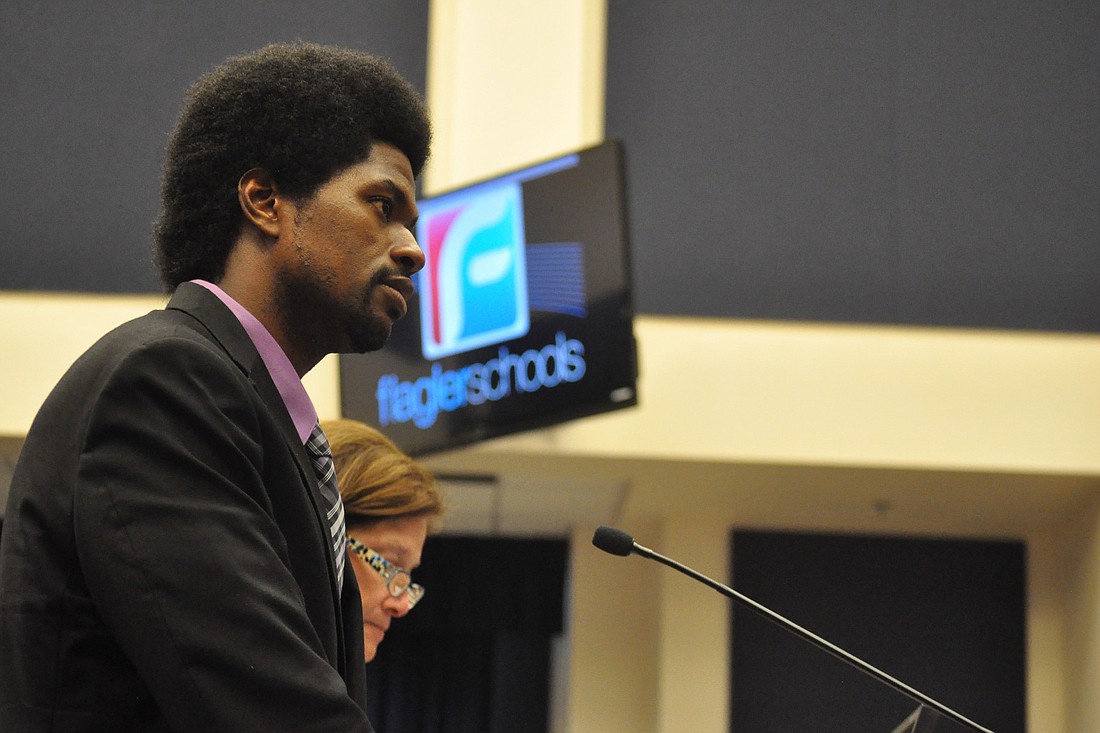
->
[[393, 228, 425, 276]]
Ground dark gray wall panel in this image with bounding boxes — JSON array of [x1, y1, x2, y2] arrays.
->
[[606, 1, 1100, 332], [1, 1, 429, 294]]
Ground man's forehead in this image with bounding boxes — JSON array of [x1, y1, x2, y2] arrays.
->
[[365, 141, 415, 181]]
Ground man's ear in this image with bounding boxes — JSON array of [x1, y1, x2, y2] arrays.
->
[[238, 168, 282, 239]]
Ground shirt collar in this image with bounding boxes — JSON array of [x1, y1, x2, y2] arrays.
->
[[190, 279, 318, 444]]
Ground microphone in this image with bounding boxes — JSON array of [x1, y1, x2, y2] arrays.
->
[[591, 525, 636, 556], [591, 525, 996, 733]]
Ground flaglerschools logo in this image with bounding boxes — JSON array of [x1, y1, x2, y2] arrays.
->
[[416, 182, 530, 360], [376, 333, 587, 429]]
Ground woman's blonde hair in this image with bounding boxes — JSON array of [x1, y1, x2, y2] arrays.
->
[[320, 418, 444, 530]]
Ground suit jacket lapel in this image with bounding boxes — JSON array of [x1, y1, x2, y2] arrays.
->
[[163, 283, 347, 641], [165, 283, 304, 448]]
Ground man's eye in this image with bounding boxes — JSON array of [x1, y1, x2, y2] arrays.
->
[[373, 198, 394, 220]]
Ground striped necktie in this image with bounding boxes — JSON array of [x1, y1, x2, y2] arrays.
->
[[305, 423, 346, 594]]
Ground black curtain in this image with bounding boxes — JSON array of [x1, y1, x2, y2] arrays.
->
[[729, 530, 1026, 733], [365, 536, 567, 733]]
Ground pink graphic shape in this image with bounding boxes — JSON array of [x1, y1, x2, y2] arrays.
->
[[425, 206, 465, 346]]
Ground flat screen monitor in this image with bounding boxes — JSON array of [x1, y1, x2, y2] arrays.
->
[[339, 140, 638, 456]]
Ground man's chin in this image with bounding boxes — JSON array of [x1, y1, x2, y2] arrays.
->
[[348, 322, 391, 354]]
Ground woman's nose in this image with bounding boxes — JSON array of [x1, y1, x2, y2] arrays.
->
[[384, 592, 413, 618]]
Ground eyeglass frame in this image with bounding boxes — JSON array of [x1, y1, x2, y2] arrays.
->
[[345, 536, 425, 609]]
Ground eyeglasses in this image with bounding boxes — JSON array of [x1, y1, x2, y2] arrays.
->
[[346, 536, 425, 609]]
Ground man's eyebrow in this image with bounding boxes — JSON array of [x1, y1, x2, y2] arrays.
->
[[378, 178, 410, 204]]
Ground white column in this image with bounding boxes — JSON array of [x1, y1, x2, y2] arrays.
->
[[655, 517, 730, 733], [1062, 496, 1100, 733], [425, 0, 606, 193], [567, 521, 660, 733]]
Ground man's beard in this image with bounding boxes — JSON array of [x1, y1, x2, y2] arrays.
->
[[274, 269, 392, 356]]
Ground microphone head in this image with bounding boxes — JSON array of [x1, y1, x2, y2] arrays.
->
[[592, 525, 635, 556]]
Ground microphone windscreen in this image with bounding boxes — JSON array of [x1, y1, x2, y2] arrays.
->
[[592, 525, 635, 556]]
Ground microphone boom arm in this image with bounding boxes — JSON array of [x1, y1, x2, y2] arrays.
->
[[617, 532, 996, 733]]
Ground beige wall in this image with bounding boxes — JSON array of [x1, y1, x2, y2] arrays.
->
[[2, 2, 1098, 732]]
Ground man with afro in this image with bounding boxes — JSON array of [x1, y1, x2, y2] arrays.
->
[[0, 42, 431, 732]]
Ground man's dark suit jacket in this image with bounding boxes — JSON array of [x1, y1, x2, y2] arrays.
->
[[0, 283, 374, 732]]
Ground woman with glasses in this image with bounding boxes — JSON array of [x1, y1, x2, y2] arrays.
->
[[322, 418, 445, 662]]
